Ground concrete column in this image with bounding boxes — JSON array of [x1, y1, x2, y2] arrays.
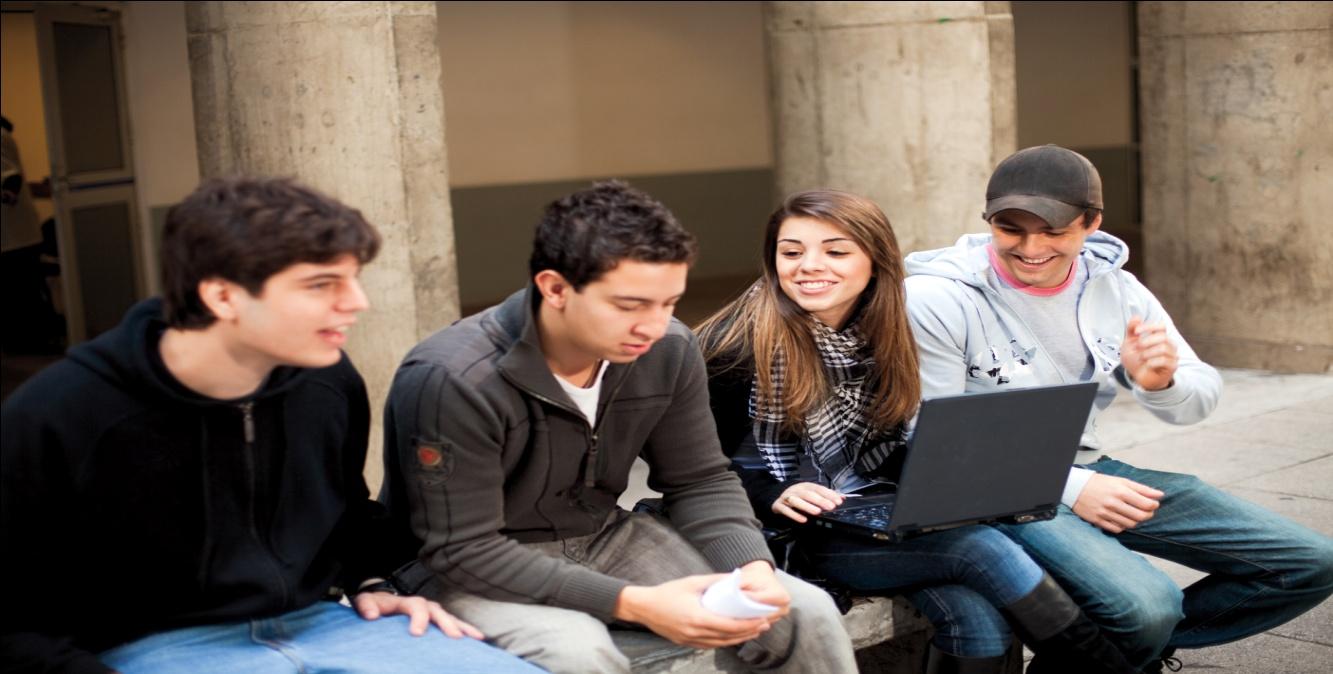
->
[[764, 1, 1017, 252], [1139, 2, 1333, 373], [186, 1, 458, 487]]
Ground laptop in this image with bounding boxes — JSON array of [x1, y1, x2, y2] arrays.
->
[[808, 382, 1098, 542]]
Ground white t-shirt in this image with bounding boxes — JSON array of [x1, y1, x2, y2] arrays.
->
[[555, 361, 609, 427]]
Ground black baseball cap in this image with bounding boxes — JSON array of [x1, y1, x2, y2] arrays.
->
[[982, 145, 1103, 228]]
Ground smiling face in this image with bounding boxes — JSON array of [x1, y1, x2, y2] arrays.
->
[[774, 216, 873, 329], [224, 254, 369, 370], [988, 209, 1100, 288]]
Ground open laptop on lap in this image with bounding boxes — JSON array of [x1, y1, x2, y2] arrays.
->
[[809, 382, 1098, 542]]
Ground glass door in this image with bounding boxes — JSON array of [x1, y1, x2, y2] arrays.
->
[[34, 3, 142, 343]]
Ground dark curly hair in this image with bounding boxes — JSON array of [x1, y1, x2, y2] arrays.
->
[[528, 180, 697, 289], [161, 176, 381, 329]]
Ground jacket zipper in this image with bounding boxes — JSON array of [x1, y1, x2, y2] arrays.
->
[[502, 363, 633, 490], [238, 401, 292, 608], [585, 365, 631, 488]]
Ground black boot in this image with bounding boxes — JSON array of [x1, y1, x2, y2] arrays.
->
[[924, 644, 1009, 674], [1002, 574, 1136, 674]]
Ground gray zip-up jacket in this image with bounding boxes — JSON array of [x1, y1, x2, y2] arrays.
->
[[381, 288, 773, 621], [904, 232, 1222, 506]]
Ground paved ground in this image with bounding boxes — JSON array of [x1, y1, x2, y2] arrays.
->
[[1094, 368, 1333, 672], [620, 368, 1333, 672]]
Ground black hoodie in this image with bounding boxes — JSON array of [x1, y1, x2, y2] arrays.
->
[[1, 299, 393, 673]]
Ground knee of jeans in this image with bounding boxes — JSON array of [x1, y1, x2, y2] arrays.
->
[[1101, 579, 1183, 649], [914, 586, 1012, 658], [1290, 535, 1333, 593], [947, 528, 1044, 592], [946, 527, 1027, 562], [931, 612, 1012, 658], [517, 613, 628, 674]]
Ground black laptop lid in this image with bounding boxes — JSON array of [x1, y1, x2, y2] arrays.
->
[[887, 382, 1098, 532]]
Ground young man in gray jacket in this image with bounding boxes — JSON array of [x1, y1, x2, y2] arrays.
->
[[381, 181, 854, 673], [903, 145, 1333, 671]]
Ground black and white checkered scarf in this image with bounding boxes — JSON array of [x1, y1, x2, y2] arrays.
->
[[749, 319, 907, 491]]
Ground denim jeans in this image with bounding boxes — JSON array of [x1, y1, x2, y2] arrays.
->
[[800, 523, 1046, 657], [99, 600, 540, 673], [995, 457, 1333, 668]]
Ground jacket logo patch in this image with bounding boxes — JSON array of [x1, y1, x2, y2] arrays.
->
[[968, 340, 1036, 386], [412, 441, 454, 483], [1094, 337, 1121, 372], [418, 446, 444, 469]]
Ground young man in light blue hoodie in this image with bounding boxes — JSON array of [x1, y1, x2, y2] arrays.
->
[[903, 145, 1333, 671]]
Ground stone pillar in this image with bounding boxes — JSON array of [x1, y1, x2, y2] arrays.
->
[[186, 1, 458, 487], [764, 1, 1017, 252], [1139, 2, 1333, 373]]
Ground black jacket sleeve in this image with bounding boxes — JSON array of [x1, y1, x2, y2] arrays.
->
[[705, 355, 800, 530], [324, 356, 405, 592], [2, 378, 114, 673]]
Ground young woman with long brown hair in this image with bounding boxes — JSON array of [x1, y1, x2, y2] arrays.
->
[[697, 190, 1134, 674]]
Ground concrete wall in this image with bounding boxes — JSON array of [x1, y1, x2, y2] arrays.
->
[[1012, 1, 1134, 150], [765, 1, 1017, 254], [438, 0, 771, 188], [187, 1, 459, 488], [437, 1, 774, 309], [1011, 1, 1141, 275], [122, 1, 200, 293], [1139, 1, 1333, 373], [452, 168, 771, 315]]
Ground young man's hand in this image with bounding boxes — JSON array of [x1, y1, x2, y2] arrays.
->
[[614, 573, 775, 648], [772, 482, 844, 523], [736, 560, 791, 620], [1121, 317, 1178, 391], [1072, 473, 1164, 533], [353, 591, 484, 639]]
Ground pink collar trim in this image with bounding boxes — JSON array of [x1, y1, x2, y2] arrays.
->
[[987, 244, 1077, 297]]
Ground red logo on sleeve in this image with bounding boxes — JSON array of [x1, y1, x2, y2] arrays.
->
[[418, 445, 444, 469]]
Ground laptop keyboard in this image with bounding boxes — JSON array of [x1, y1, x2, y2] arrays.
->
[[824, 496, 897, 528]]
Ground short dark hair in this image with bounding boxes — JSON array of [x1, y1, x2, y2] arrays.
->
[[1082, 207, 1103, 229], [528, 180, 697, 290], [161, 177, 381, 328]]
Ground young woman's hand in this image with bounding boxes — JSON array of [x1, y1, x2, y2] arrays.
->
[[771, 482, 844, 523]]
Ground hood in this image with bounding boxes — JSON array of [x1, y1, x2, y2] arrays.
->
[[66, 298, 311, 406], [904, 230, 1131, 288]]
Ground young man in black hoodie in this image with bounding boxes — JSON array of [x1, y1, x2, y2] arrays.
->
[[0, 177, 535, 673]]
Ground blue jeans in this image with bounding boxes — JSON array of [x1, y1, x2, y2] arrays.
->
[[801, 523, 1046, 657], [99, 600, 540, 673], [996, 457, 1333, 668]]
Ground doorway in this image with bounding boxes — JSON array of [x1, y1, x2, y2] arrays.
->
[[1, 2, 143, 400]]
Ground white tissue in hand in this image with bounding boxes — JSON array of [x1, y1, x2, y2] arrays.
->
[[700, 569, 779, 618]]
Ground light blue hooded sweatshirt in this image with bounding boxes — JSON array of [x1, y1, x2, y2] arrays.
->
[[903, 231, 1222, 507]]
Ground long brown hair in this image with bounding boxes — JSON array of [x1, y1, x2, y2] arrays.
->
[[696, 189, 920, 432]]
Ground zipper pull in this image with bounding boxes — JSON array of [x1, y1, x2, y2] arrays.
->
[[240, 402, 255, 444], [585, 433, 599, 488]]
